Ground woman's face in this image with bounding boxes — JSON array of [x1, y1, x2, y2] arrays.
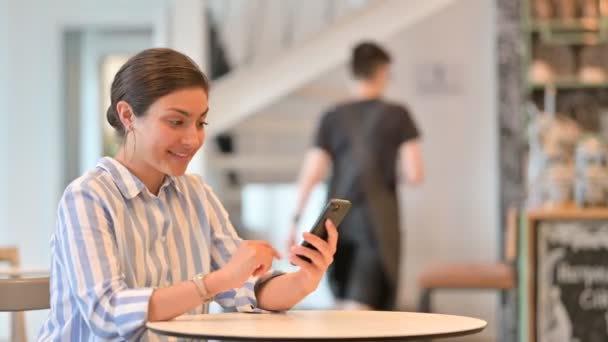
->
[[131, 87, 209, 177]]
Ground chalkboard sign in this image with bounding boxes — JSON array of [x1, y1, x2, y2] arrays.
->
[[536, 220, 608, 342]]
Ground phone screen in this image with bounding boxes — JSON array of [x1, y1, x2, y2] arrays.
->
[[299, 198, 351, 262]]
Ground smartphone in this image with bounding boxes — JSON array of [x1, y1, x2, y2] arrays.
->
[[298, 198, 352, 262]]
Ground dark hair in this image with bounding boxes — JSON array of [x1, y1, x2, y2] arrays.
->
[[106, 48, 210, 136], [350, 41, 391, 80]]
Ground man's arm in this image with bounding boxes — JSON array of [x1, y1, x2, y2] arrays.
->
[[399, 139, 424, 185], [287, 148, 331, 248], [293, 148, 332, 219]]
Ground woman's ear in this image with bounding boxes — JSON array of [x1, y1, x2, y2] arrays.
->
[[116, 101, 134, 131]]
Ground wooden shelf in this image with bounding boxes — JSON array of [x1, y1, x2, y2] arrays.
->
[[529, 80, 608, 90], [527, 17, 608, 45], [528, 17, 605, 32], [527, 203, 608, 220]]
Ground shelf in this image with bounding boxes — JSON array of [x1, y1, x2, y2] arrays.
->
[[529, 80, 608, 90], [527, 202, 608, 220], [527, 17, 608, 45], [528, 18, 604, 32]]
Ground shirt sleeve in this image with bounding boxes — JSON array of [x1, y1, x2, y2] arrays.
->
[[394, 105, 421, 144], [55, 185, 153, 341], [202, 182, 284, 313], [313, 110, 333, 155]]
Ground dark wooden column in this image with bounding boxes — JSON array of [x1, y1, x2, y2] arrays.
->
[[497, 0, 526, 228], [496, 1, 525, 341]]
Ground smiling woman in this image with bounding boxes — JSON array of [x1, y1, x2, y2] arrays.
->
[[38, 48, 340, 341], [103, 49, 210, 194], [112, 86, 210, 194]]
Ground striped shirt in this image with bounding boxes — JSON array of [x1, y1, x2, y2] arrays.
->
[[38, 157, 280, 341]]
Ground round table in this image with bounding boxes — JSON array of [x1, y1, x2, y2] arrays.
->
[[147, 310, 487, 341]]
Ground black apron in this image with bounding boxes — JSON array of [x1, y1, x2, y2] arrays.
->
[[341, 103, 402, 286]]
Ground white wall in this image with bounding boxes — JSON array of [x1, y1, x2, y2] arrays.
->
[[3, 2, 61, 339], [391, 0, 498, 340], [3, 0, 62, 267], [0, 0, 8, 244]]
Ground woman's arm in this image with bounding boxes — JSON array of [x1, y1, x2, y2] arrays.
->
[[256, 220, 338, 311], [57, 187, 158, 339], [202, 181, 282, 311], [147, 271, 224, 321]]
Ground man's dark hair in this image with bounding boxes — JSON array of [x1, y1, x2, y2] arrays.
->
[[350, 41, 391, 80]]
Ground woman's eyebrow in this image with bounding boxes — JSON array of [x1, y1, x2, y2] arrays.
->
[[167, 107, 209, 117]]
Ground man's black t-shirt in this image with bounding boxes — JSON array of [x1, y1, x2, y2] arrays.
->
[[314, 98, 420, 204]]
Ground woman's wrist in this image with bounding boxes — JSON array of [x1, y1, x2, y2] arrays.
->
[[204, 270, 230, 295]]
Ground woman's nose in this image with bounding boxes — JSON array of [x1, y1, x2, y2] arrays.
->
[[182, 125, 202, 146]]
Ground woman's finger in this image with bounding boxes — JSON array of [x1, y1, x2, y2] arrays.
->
[[288, 253, 315, 273], [260, 244, 282, 259], [325, 219, 338, 253], [291, 245, 329, 268], [249, 241, 282, 260], [248, 240, 275, 250], [251, 251, 274, 276], [301, 233, 332, 263], [253, 263, 271, 277]]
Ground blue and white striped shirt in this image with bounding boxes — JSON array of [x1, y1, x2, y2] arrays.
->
[[39, 157, 279, 341]]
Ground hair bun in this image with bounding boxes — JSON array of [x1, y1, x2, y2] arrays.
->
[[106, 106, 123, 133]]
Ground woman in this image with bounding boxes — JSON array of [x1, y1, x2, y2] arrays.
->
[[39, 48, 337, 341]]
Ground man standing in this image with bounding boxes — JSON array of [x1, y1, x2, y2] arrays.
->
[[289, 41, 424, 310]]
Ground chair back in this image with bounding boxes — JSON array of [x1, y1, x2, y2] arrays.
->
[[0, 246, 20, 267], [504, 206, 518, 264]]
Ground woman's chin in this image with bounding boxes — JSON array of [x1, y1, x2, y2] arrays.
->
[[162, 162, 189, 177], [167, 167, 188, 176]]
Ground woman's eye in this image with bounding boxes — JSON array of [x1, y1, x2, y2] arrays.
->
[[169, 120, 183, 126], [197, 121, 209, 128]]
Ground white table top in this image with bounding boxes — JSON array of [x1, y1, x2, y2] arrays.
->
[[147, 310, 487, 341]]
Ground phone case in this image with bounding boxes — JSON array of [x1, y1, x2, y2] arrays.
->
[[299, 199, 352, 262]]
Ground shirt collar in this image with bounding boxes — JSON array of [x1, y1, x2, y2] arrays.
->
[[97, 157, 184, 200]]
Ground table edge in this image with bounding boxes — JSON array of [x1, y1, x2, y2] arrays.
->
[[147, 326, 486, 341]]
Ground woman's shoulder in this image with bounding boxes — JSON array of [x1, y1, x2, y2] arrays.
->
[[178, 173, 206, 189], [177, 174, 223, 205], [60, 167, 114, 203], [176, 173, 214, 196]]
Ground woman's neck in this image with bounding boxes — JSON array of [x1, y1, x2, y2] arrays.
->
[[114, 149, 164, 196]]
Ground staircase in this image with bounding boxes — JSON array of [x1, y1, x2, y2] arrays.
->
[[204, 0, 457, 228]]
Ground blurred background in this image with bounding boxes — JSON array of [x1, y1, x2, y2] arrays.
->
[[1, 0, 504, 341]]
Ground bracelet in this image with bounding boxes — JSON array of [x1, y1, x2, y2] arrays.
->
[[191, 273, 213, 304]]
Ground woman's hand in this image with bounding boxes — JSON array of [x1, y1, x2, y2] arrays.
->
[[287, 219, 338, 294], [216, 240, 281, 290]]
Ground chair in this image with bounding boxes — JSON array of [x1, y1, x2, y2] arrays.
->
[[0, 247, 50, 342], [416, 207, 518, 341], [0, 247, 19, 267], [0, 277, 50, 310]]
